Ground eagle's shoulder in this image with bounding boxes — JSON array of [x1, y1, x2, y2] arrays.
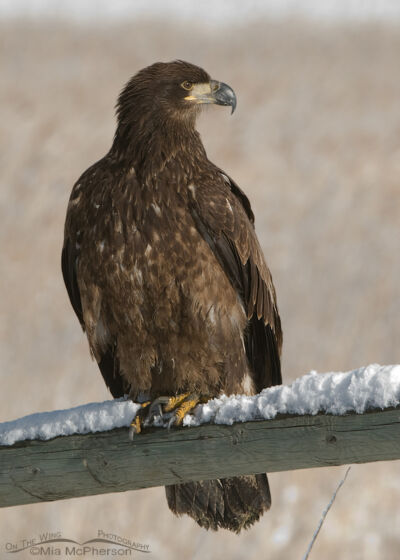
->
[[212, 166, 255, 224], [189, 166, 278, 317], [66, 154, 128, 218]]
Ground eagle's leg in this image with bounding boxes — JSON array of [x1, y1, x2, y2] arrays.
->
[[128, 401, 151, 440]]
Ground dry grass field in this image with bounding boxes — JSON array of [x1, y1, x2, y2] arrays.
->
[[0, 17, 399, 559]]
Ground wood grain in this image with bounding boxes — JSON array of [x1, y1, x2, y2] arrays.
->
[[1, 407, 400, 508]]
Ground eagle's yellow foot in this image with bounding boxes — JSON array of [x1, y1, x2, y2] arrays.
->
[[129, 393, 207, 438], [128, 401, 151, 440], [144, 393, 205, 429], [147, 392, 191, 421], [166, 393, 201, 429]]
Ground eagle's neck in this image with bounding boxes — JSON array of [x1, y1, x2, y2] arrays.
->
[[111, 116, 207, 187]]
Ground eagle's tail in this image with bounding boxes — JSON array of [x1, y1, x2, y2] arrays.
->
[[165, 474, 271, 533]]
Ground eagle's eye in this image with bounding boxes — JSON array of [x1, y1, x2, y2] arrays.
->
[[181, 81, 193, 91]]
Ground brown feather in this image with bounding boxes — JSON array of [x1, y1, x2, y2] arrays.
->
[[62, 60, 282, 532]]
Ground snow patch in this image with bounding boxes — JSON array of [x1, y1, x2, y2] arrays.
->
[[183, 364, 400, 427], [0, 364, 399, 446], [0, 399, 140, 446]]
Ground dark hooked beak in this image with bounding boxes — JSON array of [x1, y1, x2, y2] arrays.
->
[[210, 80, 237, 114], [184, 80, 237, 114]]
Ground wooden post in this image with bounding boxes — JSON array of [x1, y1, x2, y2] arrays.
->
[[1, 406, 400, 508]]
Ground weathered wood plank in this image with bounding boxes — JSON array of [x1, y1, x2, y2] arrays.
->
[[1, 407, 400, 508]]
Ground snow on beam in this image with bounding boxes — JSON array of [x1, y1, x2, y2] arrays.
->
[[1, 405, 400, 508], [1, 364, 400, 508]]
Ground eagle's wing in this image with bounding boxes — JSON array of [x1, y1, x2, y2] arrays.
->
[[188, 170, 282, 392], [62, 182, 126, 399], [61, 237, 83, 327]]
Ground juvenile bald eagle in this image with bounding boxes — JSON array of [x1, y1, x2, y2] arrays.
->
[[62, 60, 282, 532]]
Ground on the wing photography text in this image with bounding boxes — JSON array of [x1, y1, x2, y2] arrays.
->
[[4, 530, 151, 556]]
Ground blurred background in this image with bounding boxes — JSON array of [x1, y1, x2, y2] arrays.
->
[[0, 1, 399, 558]]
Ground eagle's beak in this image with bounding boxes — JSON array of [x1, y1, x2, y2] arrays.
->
[[185, 80, 237, 114]]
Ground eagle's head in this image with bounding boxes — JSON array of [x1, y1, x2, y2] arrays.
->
[[116, 60, 237, 129]]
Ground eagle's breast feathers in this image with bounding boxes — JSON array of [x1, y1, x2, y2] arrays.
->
[[63, 157, 281, 398]]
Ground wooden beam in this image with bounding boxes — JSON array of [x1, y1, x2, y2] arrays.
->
[[1, 406, 400, 508]]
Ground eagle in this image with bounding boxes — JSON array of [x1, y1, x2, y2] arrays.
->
[[62, 60, 282, 533]]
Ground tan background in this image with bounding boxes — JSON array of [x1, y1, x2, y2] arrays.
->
[[0, 16, 399, 560]]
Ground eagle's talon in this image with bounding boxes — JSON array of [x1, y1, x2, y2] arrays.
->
[[128, 423, 138, 441], [128, 417, 140, 440], [146, 397, 170, 423], [128, 401, 151, 439], [167, 416, 175, 431]]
